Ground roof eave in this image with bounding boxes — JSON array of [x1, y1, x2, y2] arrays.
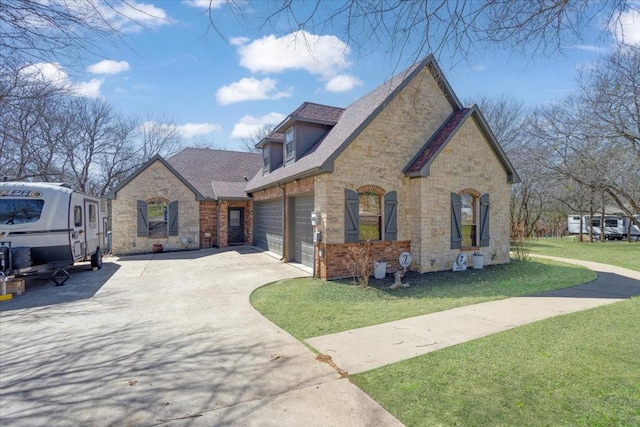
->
[[245, 167, 325, 193], [107, 154, 205, 200]]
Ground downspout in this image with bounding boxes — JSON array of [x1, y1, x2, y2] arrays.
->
[[277, 182, 286, 261], [215, 199, 220, 248]]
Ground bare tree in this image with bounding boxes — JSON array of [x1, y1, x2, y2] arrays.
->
[[212, 1, 635, 63], [0, 75, 67, 181], [138, 114, 183, 161], [240, 124, 276, 153], [530, 48, 640, 228]]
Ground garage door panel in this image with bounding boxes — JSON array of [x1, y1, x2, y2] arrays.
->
[[292, 195, 314, 268], [254, 200, 283, 256]]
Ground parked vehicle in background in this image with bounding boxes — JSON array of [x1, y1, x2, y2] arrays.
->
[[0, 182, 107, 282], [566, 214, 639, 241]]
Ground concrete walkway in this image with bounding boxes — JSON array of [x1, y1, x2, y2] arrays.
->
[[306, 255, 640, 375]]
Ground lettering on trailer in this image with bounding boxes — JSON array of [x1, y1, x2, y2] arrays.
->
[[0, 190, 43, 197]]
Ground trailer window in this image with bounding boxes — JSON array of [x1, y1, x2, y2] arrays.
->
[[74, 206, 82, 226], [0, 199, 45, 224], [89, 204, 97, 228]]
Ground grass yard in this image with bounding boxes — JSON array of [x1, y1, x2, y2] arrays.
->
[[351, 297, 640, 426], [251, 258, 595, 339], [528, 237, 640, 271]]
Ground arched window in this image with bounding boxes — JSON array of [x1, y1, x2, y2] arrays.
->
[[451, 190, 490, 249], [460, 191, 478, 247], [358, 191, 381, 241], [344, 186, 397, 243], [137, 198, 179, 238]]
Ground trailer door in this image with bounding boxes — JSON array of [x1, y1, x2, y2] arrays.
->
[[71, 198, 85, 261], [84, 198, 100, 256]]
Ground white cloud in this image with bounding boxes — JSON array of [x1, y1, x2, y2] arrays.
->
[[66, 1, 171, 33], [230, 36, 250, 46], [216, 77, 291, 105], [569, 44, 609, 54], [87, 60, 131, 75], [179, 123, 222, 138], [71, 78, 104, 98], [230, 113, 286, 139], [184, 0, 227, 9], [19, 63, 103, 97], [325, 74, 362, 92], [236, 30, 352, 79], [610, 6, 640, 46], [19, 63, 69, 87], [142, 121, 222, 138]]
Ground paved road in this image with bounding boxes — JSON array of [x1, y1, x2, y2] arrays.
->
[[0, 247, 402, 427]]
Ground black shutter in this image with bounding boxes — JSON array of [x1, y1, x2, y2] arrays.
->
[[479, 194, 490, 247], [384, 191, 398, 241], [345, 189, 359, 243], [168, 201, 179, 236], [137, 200, 148, 237], [451, 193, 462, 249]]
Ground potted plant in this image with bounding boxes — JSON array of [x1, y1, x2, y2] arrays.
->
[[151, 243, 164, 253]]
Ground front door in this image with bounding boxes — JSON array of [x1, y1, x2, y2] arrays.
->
[[228, 208, 244, 245]]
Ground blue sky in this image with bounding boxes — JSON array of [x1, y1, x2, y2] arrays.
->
[[22, 1, 640, 151]]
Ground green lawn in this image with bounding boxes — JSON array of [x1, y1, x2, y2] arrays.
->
[[528, 238, 640, 271], [351, 297, 640, 426], [251, 259, 595, 339]]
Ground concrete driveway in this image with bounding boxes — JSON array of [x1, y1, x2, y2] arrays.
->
[[0, 247, 401, 426]]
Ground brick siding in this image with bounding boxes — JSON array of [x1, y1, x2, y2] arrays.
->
[[317, 240, 411, 279]]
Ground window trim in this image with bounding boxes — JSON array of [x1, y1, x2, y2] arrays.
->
[[451, 189, 489, 250], [358, 191, 382, 241], [460, 190, 479, 248], [284, 126, 294, 160], [262, 146, 270, 171], [344, 186, 397, 243]]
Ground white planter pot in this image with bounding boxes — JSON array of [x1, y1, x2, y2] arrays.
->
[[472, 254, 484, 270]]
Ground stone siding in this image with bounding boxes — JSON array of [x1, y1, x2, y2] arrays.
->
[[314, 65, 453, 246], [411, 116, 512, 271], [111, 160, 200, 254]]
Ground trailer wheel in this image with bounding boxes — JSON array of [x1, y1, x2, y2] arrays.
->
[[90, 248, 103, 270]]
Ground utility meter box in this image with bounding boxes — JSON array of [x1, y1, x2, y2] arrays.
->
[[310, 211, 319, 226]]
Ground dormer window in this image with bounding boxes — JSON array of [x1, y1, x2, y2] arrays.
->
[[262, 147, 270, 169], [284, 127, 294, 160]]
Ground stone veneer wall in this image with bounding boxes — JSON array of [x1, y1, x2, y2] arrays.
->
[[312, 66, 513, 273], [111, 160, 200, 254], [314, 65, 453, 251], [410, 116, 512, 272], [317, 240, 411, 280]]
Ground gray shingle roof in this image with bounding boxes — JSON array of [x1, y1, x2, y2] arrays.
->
[[245, 54, 462, 192], [168, 148, 262, 199], [403, 106, 520, 183]]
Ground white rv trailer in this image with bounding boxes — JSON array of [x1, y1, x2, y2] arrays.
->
[[567, 214, 639, 240], [566, 215, 601, 237], [623, 215, 640, 240], [0, 182, 106, 281]]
